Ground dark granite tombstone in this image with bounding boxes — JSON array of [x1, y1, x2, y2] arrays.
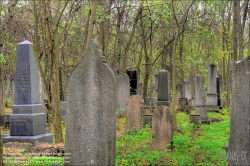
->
[[3, 40, 52, 144], [216, 76, 222, 109], [127, 70, 137, 95], [228, 57, 250, 165], [65, 40, 117, 165], [206, 64, 219, 111], [194, 75, 209, 123], [157, 69, 170, 106]]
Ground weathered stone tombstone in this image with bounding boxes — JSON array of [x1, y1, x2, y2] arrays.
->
[[178, 81, 189, 112], [152, 106, 173, 150], [157, 69, 170, 106], [206, 64, 219, 112], [65, 40, 117, 165], [194, 75, 209, 123], [60, 101, 66, 121], [188, 75, 195, 109], [3, 40, 52, 144], [126, 95, 143, 131], [137, 81, 144, 98], [228, 57, 250, 165], [175, 83, 182, 105], [154, 74, 158, 95], [117, 73, 130, 116], [127, 70, 137, 95]]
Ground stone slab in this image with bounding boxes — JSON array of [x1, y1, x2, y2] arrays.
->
[[12, 104, 43, 114], [3, 134, 53, 145]]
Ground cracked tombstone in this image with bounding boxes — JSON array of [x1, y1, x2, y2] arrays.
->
[[65, 40, 117, 166]]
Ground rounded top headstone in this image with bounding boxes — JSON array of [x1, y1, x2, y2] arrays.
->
[[159, 69, 168, 73], [18, 40, 32, 45]]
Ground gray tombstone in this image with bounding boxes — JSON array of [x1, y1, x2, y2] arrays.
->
[[157, 69, 170, 106], [228, 58, 250, 165], [3, 40, 52, 144], [178, 81, 189, 112], [206, 64, 219, 111], [60, 101, 66, 121], [188, 75, 195, 109], [194, 75, 209, 123], [137, 81, 144, 97], [65, 40, 117, 166], [117, 73, 130, 112]]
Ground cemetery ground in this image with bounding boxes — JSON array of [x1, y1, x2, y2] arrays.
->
[[1, 108, 229, 166]]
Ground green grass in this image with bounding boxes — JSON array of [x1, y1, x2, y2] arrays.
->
[[116, 108, 230, 165], [4, 108, 229, 165]]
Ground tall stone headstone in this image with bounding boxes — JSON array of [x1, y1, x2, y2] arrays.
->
[[152, 106, 173, 150], [3, 40, 52, 144], [228, 57, 250, 165], [65, 40, 117, 166], [206, 64, 219, 111], [178, 81, 189, 112], [60, 101, 66, 121], [117, 73, 130, 112], [126, 95, 143, 131], [188, 75, 195, 109], [216, 76, 222, 109], [194, 75, 209, 123], [157, 69, 170, 106], [137, 81, 143, 97]]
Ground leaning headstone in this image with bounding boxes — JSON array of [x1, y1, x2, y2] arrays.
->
[[157, 69, 170, 106], [127, 70, 137, 95], [206, 64, 219, 112], [117, 73, 130, 114], [60, 101, 66, 121], [194, 75, 209, 123], [65, 40, 117, 166], [3, 40, 52, 144], [126, 95, 143, 131], [228, 57, 250, 165], [152, 106, 173, 150]]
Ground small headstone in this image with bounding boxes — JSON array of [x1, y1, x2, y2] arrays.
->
[[127, 70, 137, 95], [65, 40, 117, 165], [117, 73, 130, 114], [126, 95, 143, 131], [195, 75, 209, 123], [152, 106, 173, 150], [142, 114, 153, 126], [3, 40, 52, 144], [228, 57, 250, 165], [189, 114, 201, 125], [206, 64, 219, 111], [157, 69, 170, 106]]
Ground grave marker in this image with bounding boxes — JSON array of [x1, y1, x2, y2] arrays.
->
[[3, 40, 52, 144], [65, 40, 117, 165]]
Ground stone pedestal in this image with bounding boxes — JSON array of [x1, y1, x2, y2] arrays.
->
[[157, 100, 170, 107], [189, 114, 201, 125]]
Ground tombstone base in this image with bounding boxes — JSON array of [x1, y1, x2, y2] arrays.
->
[[3, 133, 53, 145], [206, 105, 219, 112], [142, 114, 153, 126], [189, 114, 201, 125], [206, 94, 217, 106], [195, 106, 210, 123], [157, 101, 170, 107]]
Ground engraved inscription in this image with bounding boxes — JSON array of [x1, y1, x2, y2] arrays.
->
[[11, 116, 32, 122], [15, 62, 30, 90]]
